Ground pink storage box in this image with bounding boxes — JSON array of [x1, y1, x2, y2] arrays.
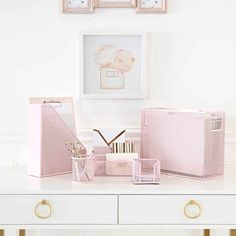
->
[[141, 108, 225, 179]]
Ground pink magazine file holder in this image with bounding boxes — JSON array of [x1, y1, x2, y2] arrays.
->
[[141, 108, 225, 180], [28, 98, 86, 177]]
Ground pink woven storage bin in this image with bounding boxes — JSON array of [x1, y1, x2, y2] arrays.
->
[[133, 158, 160, 184], [72, 155, 94, 182], [141, 108, 225, 179]]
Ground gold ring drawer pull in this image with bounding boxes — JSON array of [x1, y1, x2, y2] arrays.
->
[[184, 200, 201, 219], [34, 200, 52, 219]]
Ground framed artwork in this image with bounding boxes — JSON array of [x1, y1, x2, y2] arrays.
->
[[62, 0, 167, 13], [79, 31, 148, 99], [63, 0, 94, 14], [136, 0, 166, 13], [94, 0, 136, 8]]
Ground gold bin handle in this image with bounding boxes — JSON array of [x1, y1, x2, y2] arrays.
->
[[184, 200, 201, 219], [34, 200, 52, 219]]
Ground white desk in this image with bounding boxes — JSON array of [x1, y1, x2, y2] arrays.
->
[[0, 167, 236, 236]]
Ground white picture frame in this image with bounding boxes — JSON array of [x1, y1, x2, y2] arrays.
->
[[79, 30, 148, 99], [63, 0, 94, 14]]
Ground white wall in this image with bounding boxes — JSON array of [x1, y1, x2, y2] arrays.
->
[[0, 0, 236, 161]]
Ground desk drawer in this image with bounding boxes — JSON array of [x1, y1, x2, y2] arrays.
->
[[119, 195, 236, 225], [0, 195, 117, 225]]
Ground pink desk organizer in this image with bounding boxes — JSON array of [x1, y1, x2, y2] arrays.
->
[[133, 158, 160, 184], [141, 108, 225, 179], [93, 146, 111, 176], [94, 153, 136, 176], [95, 160, 133, 176]]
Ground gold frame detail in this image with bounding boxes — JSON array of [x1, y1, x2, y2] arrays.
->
[[0, 230, 4, 236]]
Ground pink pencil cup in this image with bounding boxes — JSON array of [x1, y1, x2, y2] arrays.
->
[[72, 155, 94, 182]]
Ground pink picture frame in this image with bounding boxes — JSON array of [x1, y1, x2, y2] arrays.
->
[[136, 0, 166, 13], [94, 0, 136, 8], [63, 0, 94, 14]]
